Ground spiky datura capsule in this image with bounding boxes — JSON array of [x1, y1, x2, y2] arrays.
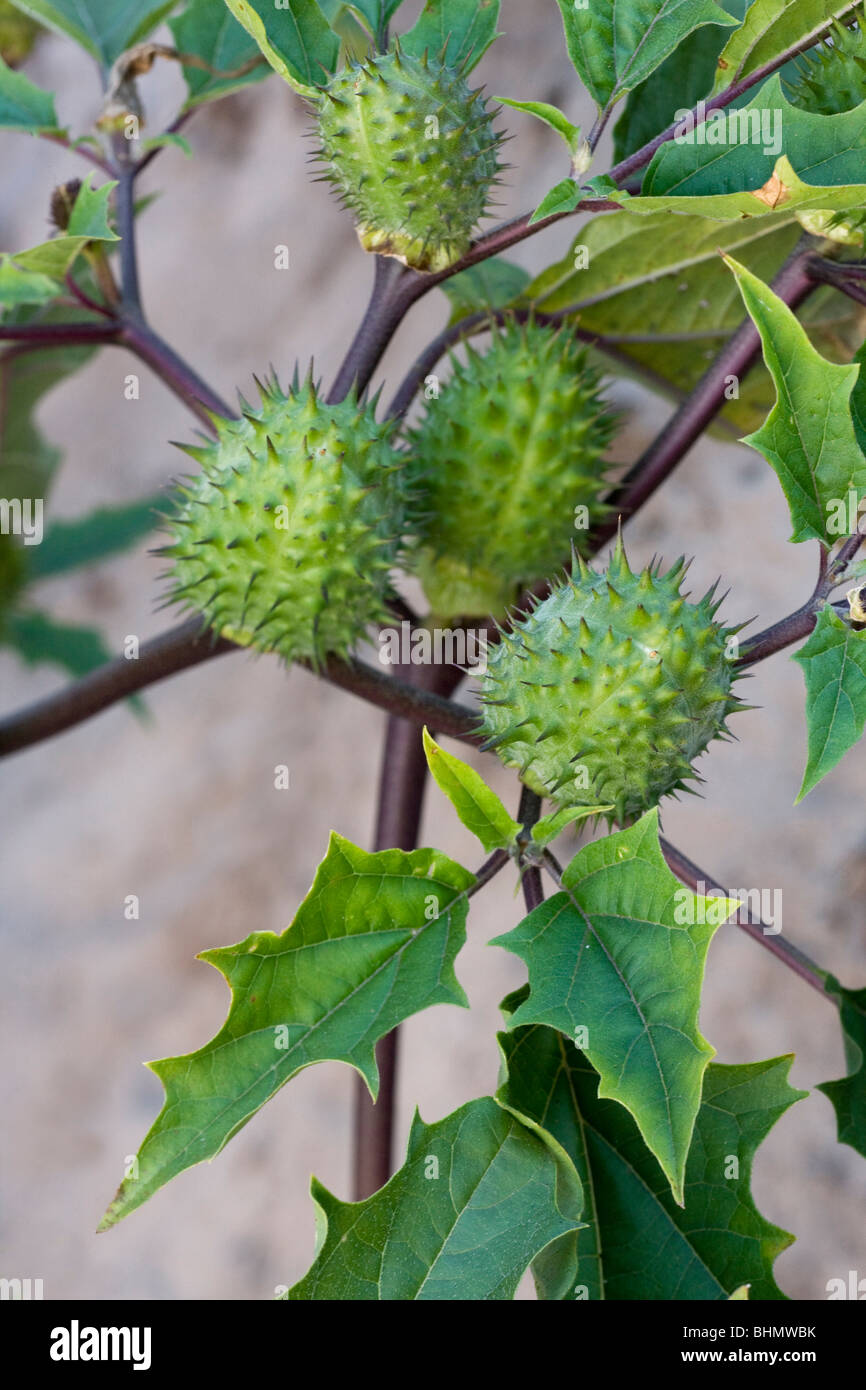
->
[[163, 375, 407, 667], [405, 319, 616, 619], [315, 43, 502, 272], [785, 12, 866, 244], [785, 13, 866, 114], [479, 541, 746, 825]]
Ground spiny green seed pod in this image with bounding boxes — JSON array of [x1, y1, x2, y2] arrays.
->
[[162, 374, 408, 667], [405, 318, 617, 620], [479, 540, 747, 825], [787, 12, 866, 244], [785, 12, 866, 115], [797, 206, 866, 245], [0, 0, 40, 66], [315, 42, 503, 272]]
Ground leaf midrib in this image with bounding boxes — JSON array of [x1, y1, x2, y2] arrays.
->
[[545, 879, 678, 1165]]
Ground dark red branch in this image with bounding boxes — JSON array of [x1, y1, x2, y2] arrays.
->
[[0, 322, 117, 346], [352, 662, 463, 1201], [328, 256, 413, 403], [372, 2, 864, 311], [119, 318, 233, 425], [518, 786, 544, 913], [606, 0, 865, 186], [39, 130, 115, 176], [387, 304, 589, 421], [659, 837, 830, 997], [588, 246, 817, 551], [0, 317, 231, 428], [0, 621, 479, 759], [806, 255, 866, 308]]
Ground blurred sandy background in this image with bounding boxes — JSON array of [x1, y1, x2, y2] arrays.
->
[[0, 3, 864, 1301]]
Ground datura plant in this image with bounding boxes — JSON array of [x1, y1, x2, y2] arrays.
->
[[3, 0, 866, 1319]]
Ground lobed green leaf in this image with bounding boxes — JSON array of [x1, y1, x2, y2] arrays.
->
[[99, 834, 475, 1228], [726, 255, 866, 545], [818, 976, 866, 1162], [613, 0, 751, 163], [2, 610, 113, 677], [28, 493, 169, 580], [492, 810, 737, 1205], [498, 1008, 804, 1300], [525, 205, 864, 434], [794, 607, 866, 799], [287, 1096, 584, 1299]]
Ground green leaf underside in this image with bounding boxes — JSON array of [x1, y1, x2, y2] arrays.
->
[[819, 975, 866, 1162], [525, 207, 863, 434], [442, 257, 531, 326], [169, 0, 270, 107], [10, 0, 176, 68], [491, 810, 736, 1206], [99, 835, 475, 1228], [287, 1096, 584, 1299], [712, 0, 861, 94], [497, 1011, 803, 1300], [401, 0, 501, 74], [0, 53, 58, 131], [527, 204, 798, 314], [555, 0, 737, 112], [2, 610, 112, 676], [223, 0, 339, 95], [423, 729, 520, 852], [794, 607, 866, 799], [726, 256, 866, 544]]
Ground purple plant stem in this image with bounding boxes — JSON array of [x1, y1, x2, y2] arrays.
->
[[659, 837, 830, 998], [352, 663, 463, 1200]]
